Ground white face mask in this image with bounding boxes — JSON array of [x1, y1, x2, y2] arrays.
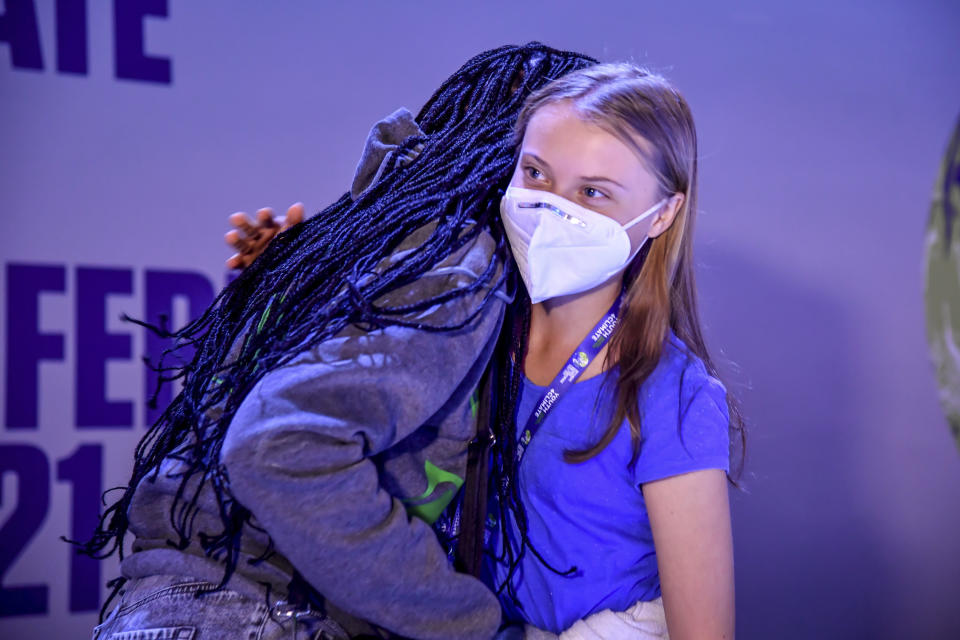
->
[[500, 186, 667, 303]]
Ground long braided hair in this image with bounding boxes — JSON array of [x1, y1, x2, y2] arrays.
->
[[75, 42, 598, 598]]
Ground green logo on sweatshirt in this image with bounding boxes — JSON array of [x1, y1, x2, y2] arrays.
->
[[402, 460, 464, 525]]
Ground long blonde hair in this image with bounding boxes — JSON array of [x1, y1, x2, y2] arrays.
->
[[512, 62, 745, 480]]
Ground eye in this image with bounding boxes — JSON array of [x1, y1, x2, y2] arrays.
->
[[583, 186, 608, 199], [523, 165, 545, 181]]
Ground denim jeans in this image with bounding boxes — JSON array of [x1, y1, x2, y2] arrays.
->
[[91, 574, 350, 640]]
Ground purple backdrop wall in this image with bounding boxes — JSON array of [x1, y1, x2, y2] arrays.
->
[[2, 1, 958, 637]]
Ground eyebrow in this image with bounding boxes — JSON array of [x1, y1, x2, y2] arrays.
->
[[523, 152, 626, 189]]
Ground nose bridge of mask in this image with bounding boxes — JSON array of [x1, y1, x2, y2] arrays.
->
[[508, 186, 666, 236], [508, 186, 617, 234]]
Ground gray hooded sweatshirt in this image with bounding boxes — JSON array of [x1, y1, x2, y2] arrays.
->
[[120, 110, 506, 640]]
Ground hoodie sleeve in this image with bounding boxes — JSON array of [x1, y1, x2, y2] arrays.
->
[[221, 228, 505, 640]]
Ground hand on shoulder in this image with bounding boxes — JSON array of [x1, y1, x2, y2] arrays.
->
[[225, 202, 305, 269]]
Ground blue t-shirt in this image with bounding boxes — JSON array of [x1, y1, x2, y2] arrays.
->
[[483, 330, 730, 633]]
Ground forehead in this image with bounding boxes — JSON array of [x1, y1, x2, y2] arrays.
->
[[521, 101, 650, 179]]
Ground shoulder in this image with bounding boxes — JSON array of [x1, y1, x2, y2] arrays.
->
[[373, 224, 506, 329], [643, 329, 728, 418], [630, 329, 731, 485]]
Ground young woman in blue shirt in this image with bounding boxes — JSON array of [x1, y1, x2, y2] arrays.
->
[[479, 62, 740, 640]]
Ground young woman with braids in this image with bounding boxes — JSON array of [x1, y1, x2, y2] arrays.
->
[[230, 63, 745, 639], [80, 43, 599, 640]]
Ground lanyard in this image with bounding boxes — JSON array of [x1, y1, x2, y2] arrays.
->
[[514, 293, 623, 465], [434, 293, 625, 567]]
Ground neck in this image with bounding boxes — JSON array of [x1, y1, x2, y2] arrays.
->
[[528, 275, 623, 357]]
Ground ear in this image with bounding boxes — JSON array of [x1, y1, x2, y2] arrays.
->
[[647, 193, 685, 239]]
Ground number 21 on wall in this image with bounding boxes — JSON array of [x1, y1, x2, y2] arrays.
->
[[0, 444, 102, 617]]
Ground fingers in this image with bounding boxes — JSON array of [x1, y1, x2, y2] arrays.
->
[[225, 231, 256, 268], [281, 202, 305, 230], [226, 252, 245, 270], [225, 203, 303, 270], [256, 207, 278, 228], [226, 210, 272, 251], [229, 211, 262, 238], [225, 214, 265, 269], [224, 229, 243, 249]]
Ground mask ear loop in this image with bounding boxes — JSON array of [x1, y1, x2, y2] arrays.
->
[[621, 197, 669, 264], [622, 197, 669, 231]]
